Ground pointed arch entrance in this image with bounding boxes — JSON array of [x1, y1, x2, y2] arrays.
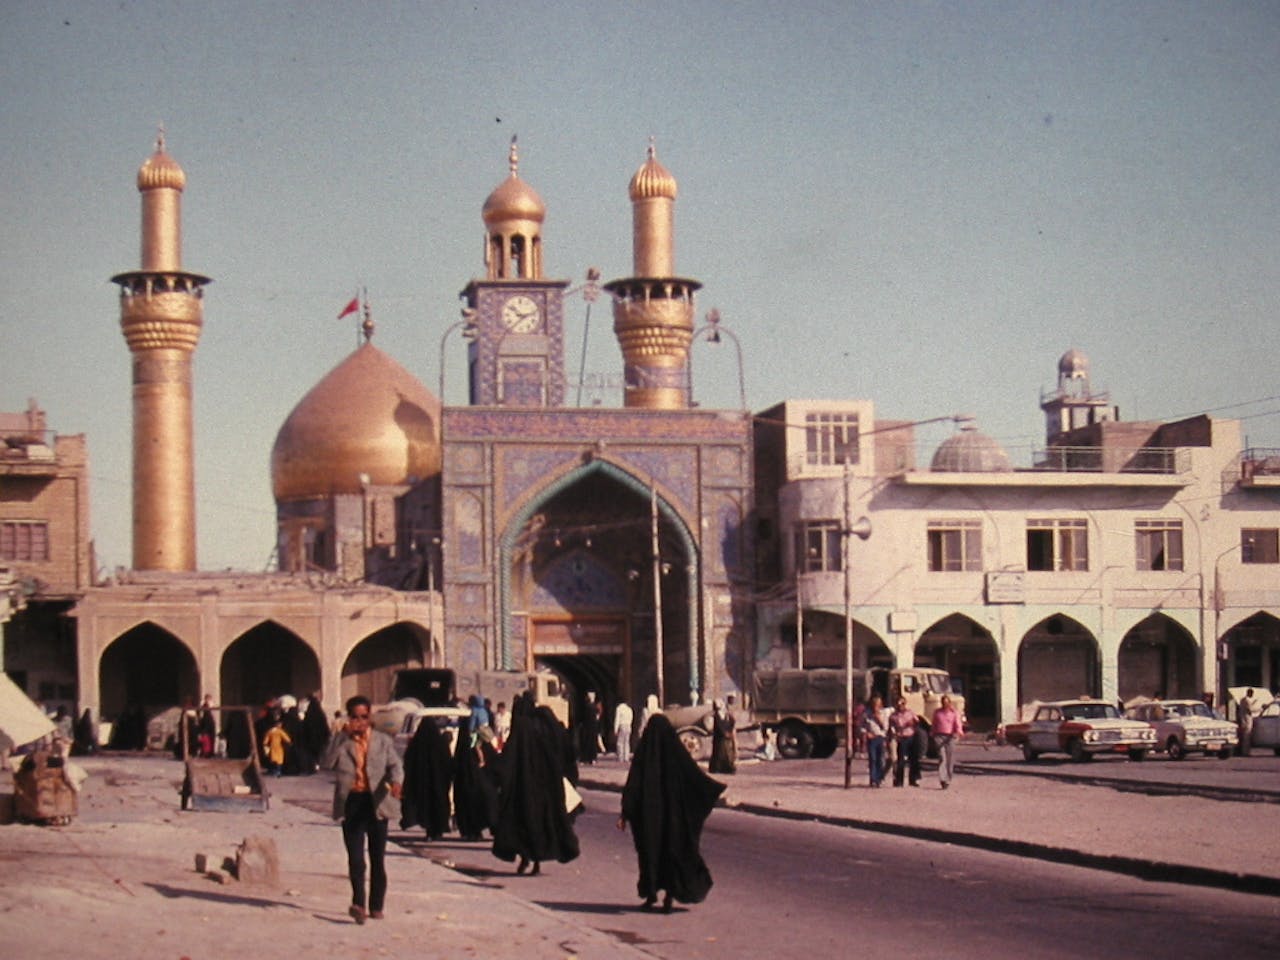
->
[[220, 622, 320, 707], [916, 614, 1000, 732], [1018, 614, 1099, 708], [784, 608, 890, 670], [501, 459, 699, 710], [1118, 614, 1198, 702], [98, 622, 199, 723], [341, 622, 430, 704], [1219, 611, 1280, 698]]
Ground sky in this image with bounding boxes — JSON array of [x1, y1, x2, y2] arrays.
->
[[3, 1, 1279, 574]]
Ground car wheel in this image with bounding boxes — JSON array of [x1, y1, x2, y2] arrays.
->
[[1021, 742, 1039, 762], [1166, 737, 1185, 761], [1127, 749, 1147, 762], [1218, 747, 1233, 760], [1068, 738, 1087, 763], [776, 721, 814, 760]]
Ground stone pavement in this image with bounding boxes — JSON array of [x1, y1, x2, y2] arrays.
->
[[1, 746, 1276, 960]]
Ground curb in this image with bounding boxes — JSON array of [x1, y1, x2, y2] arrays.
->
[[579, 776, 1280, 899]]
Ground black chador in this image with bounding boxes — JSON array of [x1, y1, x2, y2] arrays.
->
[[491, 693, 579, 875], [453, 725, 499, 842], [618, 713, 725, 912], [399, 717, 454, 840]]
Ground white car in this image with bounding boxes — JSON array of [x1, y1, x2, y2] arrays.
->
[[1126, 700, 1237, 760], [1250, 699, 1280, 756]]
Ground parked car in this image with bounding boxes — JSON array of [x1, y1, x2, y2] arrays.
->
[[1002, 699, 1156, 762], [1125, 699, 1236, 760], [1250, 699, 1280, 756]]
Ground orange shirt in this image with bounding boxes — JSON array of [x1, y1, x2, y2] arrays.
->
[[350, 729, 370, 793]]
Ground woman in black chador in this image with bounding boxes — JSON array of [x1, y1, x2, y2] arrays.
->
[[708, 699, 737, 775], [491, 692, 579, 875], [453, 720, 500, 842], [399, 716, 454, 840], [617, 713, 725, 913]]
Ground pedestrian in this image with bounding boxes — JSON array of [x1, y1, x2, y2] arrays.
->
[[889, 696, 921, 787], [196, 695, 217, 758], [321, 695, 404, 924], [261, 715, 291, 776], [638, 693, 660, 736], [71, 707, 97, 757], [454, 719, 500, 842], [493, 701, 511, 751], [399, 716, 453, 841], [861, 695, 888, 787], [931, 694, 964, 790], [1237, 687, 1259, 756], [303, 693, 331, 772], [577, 690, 601, 765], [491, 692, 580, 876], [613, 699, 634, 763], [708, 699, 737, 774], [617, 713, 725, 913]]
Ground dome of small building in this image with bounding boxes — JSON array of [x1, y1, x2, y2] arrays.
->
[[628, 143, 677, 201], [482, 139, 545, 225], [271, 342, 442, 502], [930, 422, 1012, 473], [1058, 348, 1090, 380]]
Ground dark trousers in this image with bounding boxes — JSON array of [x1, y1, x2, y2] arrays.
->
[[342, 792, 388, 911], [893, 735, 921, 786]]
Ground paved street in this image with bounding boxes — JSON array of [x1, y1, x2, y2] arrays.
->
[[1, 748, 1277, 958]]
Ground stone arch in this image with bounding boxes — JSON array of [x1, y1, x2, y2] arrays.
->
[[1017, 614, 1100, 710], [915, 613, 1001, 733], [778, 608, 890, 672], [98, 621, 200, 731], [1118, 613, 1198, 702], [500, 457, 701, 706], [1218, 611, 1280, 700], [340, 621, 430, 704], [220, 621, 321, 708]]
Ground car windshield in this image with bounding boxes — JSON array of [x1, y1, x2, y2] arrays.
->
[[926, 674, 952, 694], [1164, 702, 1212, 718], [1062, 703, 1119, 720]]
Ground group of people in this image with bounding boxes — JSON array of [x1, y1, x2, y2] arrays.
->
[[323, 689, 725, 924], [860, 693, 965, 789], [253, 694, 333, 776]]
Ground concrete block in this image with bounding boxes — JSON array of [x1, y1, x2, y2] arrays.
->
[[234, 835, 279, 885]]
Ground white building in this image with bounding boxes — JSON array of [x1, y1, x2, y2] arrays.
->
[[754, 351, 1280, 731]]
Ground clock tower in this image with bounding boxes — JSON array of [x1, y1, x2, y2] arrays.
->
[[461, 138, 569, 407]]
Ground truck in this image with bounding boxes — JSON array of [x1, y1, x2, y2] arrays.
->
[[670, 666, 964, 761], [372, 667, 571, 751]]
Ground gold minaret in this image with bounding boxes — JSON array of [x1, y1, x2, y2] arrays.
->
[[605, 141, 701, 409], [111, 131, 210, 571]]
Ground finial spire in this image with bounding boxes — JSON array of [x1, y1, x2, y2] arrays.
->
[[509, 134, 519, 177], [361, 288, 374, 343], [647, 135, 656, 160], [156, 122, 166, 153]]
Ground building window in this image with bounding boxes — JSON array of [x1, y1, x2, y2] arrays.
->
[[927, 520, 982, 572], [794, 520, 842, 573], [1026, 518, 1088, 571], [805, 413, 859, 466], [1135, 519, 1183, 571], [1242, 528, 1280, 564], [0, 521, 49, 562]]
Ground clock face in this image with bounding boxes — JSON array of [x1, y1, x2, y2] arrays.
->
[[501, 294, 541, 333]]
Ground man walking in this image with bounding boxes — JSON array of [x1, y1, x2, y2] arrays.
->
[[889, 697, 921, 787], [322, 695, 403, 924], [613, 700, 634, 763], [931, 694, 964, 790]]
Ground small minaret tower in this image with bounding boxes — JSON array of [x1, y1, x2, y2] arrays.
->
[[605, 141, 701, 409], [111, 131, 210, 570], [1040, 348, 1118, 446]]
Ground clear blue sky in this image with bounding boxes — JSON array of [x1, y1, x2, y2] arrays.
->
[[3, 1, 1278, 573]]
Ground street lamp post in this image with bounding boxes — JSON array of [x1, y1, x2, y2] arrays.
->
[[438, 308, 479, 403], [689, 308, 747, 410], [842, 461, 872, 790]]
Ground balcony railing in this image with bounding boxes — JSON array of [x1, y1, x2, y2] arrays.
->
[[1030, 446, 1187, 475], [1241, 448, 1280, 479]]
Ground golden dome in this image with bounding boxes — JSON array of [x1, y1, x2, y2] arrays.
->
[[137, 131, 186, 192], [629, 142, 677, 201], [482, 138, 545, 225], [271, 342, 442, 501]]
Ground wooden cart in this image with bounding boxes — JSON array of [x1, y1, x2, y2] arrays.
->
[[180, 706, 270, 813]]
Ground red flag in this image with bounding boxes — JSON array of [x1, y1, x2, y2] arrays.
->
[[338, 296, 359, 319]]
